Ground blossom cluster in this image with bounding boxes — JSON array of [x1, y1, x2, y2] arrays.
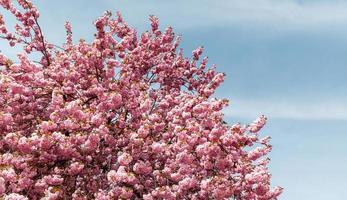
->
[[0, 0, 282, 199]]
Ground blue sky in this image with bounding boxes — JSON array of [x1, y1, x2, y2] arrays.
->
[[2, 0, 347, 199]]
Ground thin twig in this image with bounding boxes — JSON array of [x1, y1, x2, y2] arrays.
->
[[33, 17, 51, 66], [23, 0, 51, 66]]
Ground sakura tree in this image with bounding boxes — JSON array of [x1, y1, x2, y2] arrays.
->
[[0, 0, 282, 199]]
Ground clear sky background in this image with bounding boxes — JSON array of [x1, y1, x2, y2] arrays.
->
[[1, 0, 347, 199]]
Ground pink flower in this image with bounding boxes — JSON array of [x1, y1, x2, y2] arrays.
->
[[44, 175, 64, 186], [82, 134, 100, 152], [0, 167, 16, 182], [68, 162, 84, 175], [109, 166, 138, 185], [43, 187, 61, 200], [109, 93, 122, 109], [192, 47, 203, 60], [133, 161, 152, 175], [41, 121, 57, 132], [0, 113, 13, 127], [149, 15, 159, 32], [249, 115, 267, 133], [138, 125, 150, 138], [4, 193, 28, 200], [151, 142, 165, 154], [91, 113, 104, 126], [0, 177, 6, 195], [117, 152, 132, 166], [248, 146, 271, 161], [17, 137, 32, 153], [0, 3, 281, 199], [107, 170, 117, 184], [179, 177, 198, 191], [62, 118, 79, 130]]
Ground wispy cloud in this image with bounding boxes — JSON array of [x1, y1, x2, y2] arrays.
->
[[108, 0, 347, 30], [208, 0, 347, 27], [224, 99, 347, 120]]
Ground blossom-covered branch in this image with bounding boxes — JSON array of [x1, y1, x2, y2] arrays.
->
[[0, 1, 282, 199]]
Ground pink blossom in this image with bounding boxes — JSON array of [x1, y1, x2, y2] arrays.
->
[[249, 115, 267, 133], [68, 162, 84, 175], [44, 175, 64, 186], [0, 177, 5, 195], [107, 170, 117, 184], [90, 113, 104, 126], [0, 113, 13, 127], [43, 187, 61, 200], [0, 2, 281, 199], [4, 193, 28, 200], [40, 121, 57, 132], [179, 177, 198, 191], [149, 15, 159, 32], [133, 161, 152, 175], [0, 167, 16, 182], [109, 93, 122, 109], [117, 152, 133, 166], [192, 47, 203, 60]]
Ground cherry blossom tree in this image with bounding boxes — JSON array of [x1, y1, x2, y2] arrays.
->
[[0, 0, 282, 199]]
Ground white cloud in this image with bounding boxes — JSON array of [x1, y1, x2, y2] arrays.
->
[[224, 99, 347, 120], [109, 0, 347, 30]]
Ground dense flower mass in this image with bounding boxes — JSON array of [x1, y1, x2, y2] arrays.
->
[[0, 0, 282, 199]]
